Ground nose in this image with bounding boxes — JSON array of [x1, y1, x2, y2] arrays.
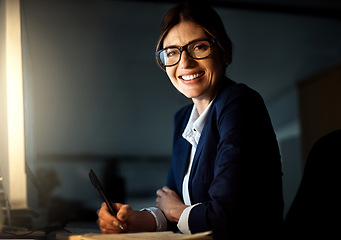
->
[[178, 50, 195, 69]]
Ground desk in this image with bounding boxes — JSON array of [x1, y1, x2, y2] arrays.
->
[[1, 223, 213, 240], [53, 222, 212, 240], [55, 231, 213, 240]]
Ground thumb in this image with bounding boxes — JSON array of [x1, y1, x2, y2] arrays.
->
[[117, 204, 132, 221]]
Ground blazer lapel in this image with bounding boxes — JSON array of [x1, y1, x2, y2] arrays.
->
[[188, 119, 210, 193], [179, 140, 192, 179]]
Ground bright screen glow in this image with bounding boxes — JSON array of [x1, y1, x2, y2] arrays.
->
[[0, 0, 28, 210]]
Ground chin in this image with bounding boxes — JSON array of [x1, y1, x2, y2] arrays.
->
[[181, 91, 199, 99], [179, 87, 202, 98]]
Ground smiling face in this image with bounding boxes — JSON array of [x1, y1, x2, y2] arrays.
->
[[163, 21, 226, 106]]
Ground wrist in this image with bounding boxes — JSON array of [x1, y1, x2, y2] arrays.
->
[[129, 210, 156, 232], [170, 204, 187, 222]]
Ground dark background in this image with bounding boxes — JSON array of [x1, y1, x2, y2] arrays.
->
[[19, 0, 341, 225]]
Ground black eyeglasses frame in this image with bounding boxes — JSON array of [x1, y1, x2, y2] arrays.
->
[[156, 39, 214, 69]]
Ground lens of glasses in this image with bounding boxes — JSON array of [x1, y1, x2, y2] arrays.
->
[[158, 40, 212, 67]]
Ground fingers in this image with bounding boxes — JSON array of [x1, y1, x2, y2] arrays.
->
[[98, 217, 121, 234], [156, 186, 172, 198], [156, 186, 173, 208], [98, 203, 113, 222], [157, 186, 169, 195], [156, 189, 163, 198], [97, 202, 127, 233]]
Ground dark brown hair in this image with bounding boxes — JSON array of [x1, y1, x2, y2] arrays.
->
[[156, 1, 233, 67]]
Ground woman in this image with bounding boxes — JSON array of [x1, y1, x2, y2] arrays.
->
[[97, 2, 284, 238]]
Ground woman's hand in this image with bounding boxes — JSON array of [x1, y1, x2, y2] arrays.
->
[[97, 202, 133, 234], [97, 202, 157, 233], [156, 186, 187, 222]]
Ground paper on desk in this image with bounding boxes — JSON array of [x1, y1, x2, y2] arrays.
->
[[80, 231, 213, 240]]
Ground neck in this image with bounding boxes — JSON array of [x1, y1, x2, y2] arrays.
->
[[192, 98, 211, 115], [192, 78, 225, 115]]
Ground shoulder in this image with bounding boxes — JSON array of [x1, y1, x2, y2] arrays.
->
[[216, 78, 263, 104], [213, 78, 266, 114], [209, 79, 272, 132]]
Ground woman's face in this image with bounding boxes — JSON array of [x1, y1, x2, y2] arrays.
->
[[163, 21, 226, 102]]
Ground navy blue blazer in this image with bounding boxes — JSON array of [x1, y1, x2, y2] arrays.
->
[[166, 79, 284, 238]]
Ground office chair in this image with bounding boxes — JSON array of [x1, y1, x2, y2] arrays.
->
[[284, 129, 341, 238]]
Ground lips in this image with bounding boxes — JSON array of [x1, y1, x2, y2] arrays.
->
[[179, 72, 205, 81]]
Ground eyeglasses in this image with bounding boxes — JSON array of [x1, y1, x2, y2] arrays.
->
[[156, 39, 214, 68]]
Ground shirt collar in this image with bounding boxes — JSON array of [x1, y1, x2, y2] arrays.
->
[[182, 100, 214, 147]]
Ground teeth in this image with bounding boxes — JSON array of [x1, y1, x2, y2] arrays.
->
[[181, 73, 203, 81]]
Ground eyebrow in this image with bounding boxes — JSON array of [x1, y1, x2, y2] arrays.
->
[[163, 38, 208, 49]]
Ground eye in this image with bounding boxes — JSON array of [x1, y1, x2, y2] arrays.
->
[[193, 42, 209, 52], [165, 48, 179, 58]]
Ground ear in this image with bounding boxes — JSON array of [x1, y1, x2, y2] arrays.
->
[[220, 53, 230, 67]]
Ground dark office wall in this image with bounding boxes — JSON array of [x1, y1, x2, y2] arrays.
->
[[21, 0, 187, 215], [21, 0, 187, 158]]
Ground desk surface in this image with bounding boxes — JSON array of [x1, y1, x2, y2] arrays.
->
[[1, 222, 213, 240], [55, 231, 213, 240]]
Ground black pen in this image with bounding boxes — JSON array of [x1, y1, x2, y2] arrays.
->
[[89, 169, 124, 230]]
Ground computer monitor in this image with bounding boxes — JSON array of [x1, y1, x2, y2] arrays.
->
[[0, 0, 41, 231]]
